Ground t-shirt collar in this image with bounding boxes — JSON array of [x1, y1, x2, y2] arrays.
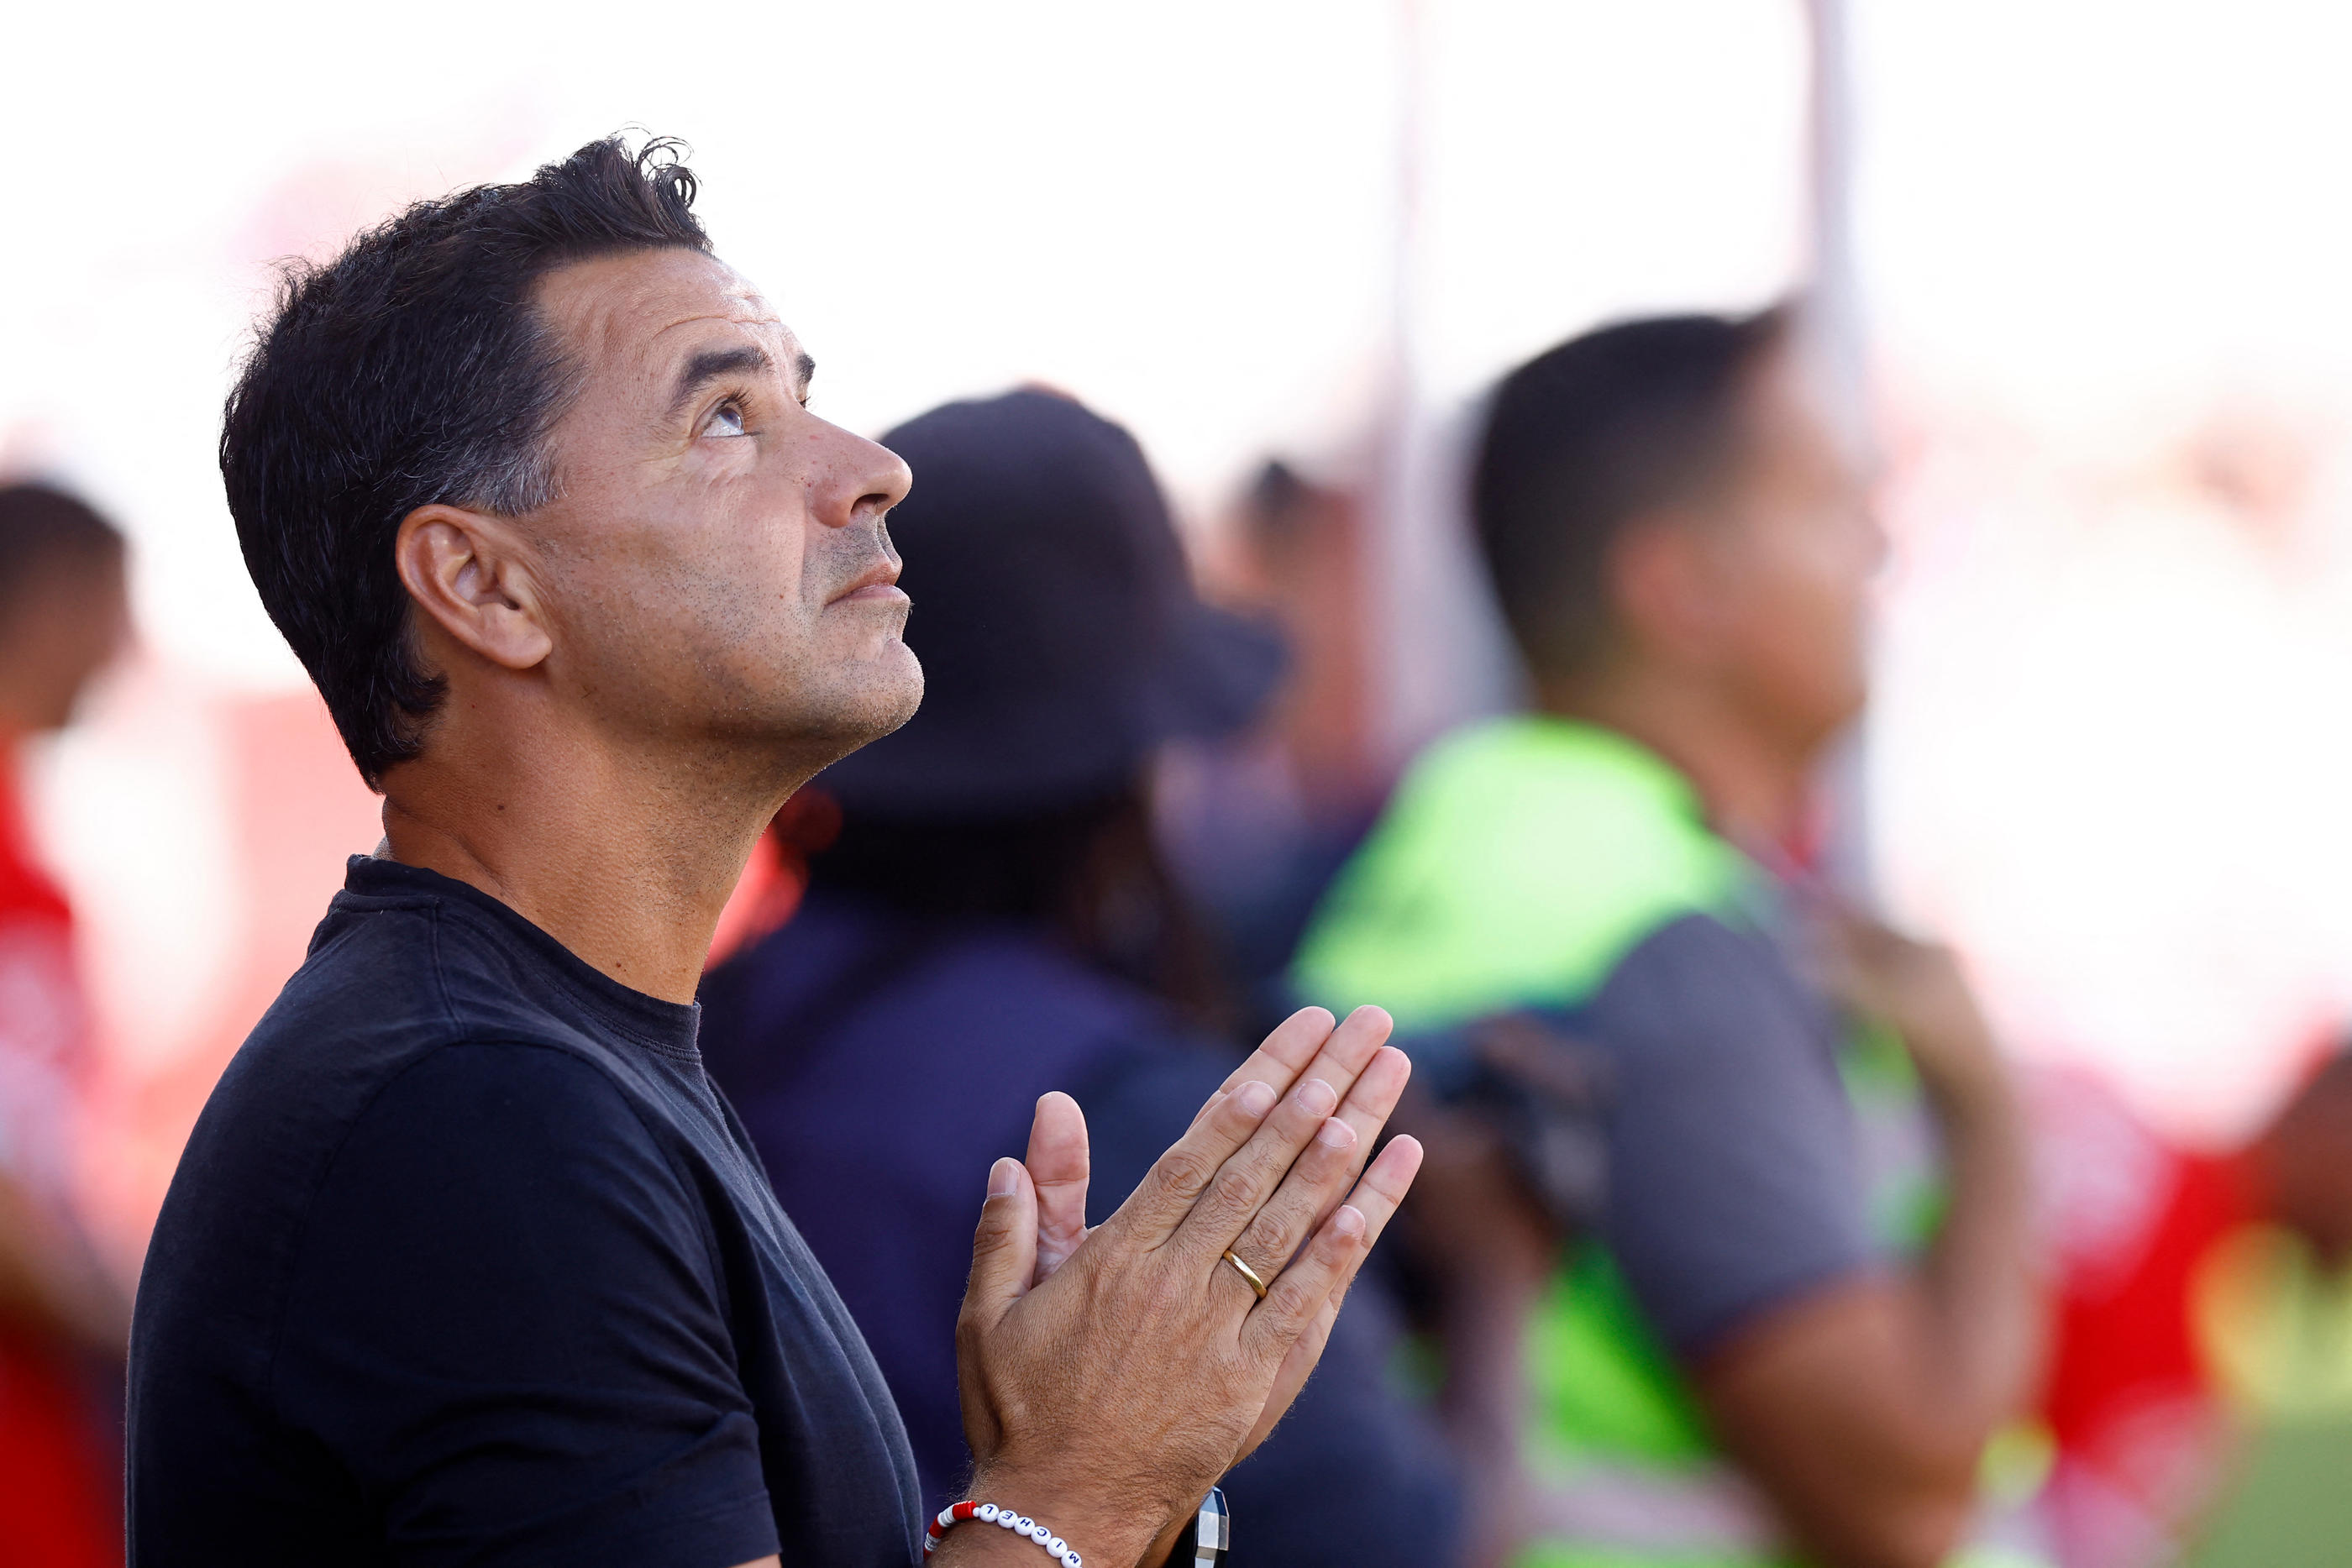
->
[[341, 855, 701, 1056]]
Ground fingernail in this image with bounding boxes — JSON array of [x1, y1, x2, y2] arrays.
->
[[1236, 1080, 1277, 1118], [1315, 1117, 1356, 1150], [1296, 1078, 1337, 1116], [988, 1157, 1021, 1198], [1333, 1204, 1367, 1239]]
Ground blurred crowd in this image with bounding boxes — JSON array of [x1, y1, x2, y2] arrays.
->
[[4, 286, 2352, 1568]]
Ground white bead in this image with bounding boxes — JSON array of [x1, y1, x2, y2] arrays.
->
[[1016, 1517, 1035, 1534], [1063, 1552, 1084, 1568], [1047, 1536, 1067, 1554], [977, 1505, 999, 1522], [998, 1512, 1020, 1529], [1029, 1523, 1049, 1541]]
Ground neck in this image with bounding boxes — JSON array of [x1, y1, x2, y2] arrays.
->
[[379, 703, 804, 1004], [1536, 663, 1816, 851]]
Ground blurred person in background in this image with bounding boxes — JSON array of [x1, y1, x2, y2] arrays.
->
[[1291, 309, 2046, 1568], [697, 389, 1465, 1568], [1155, 460, 1386, 1034], [0, 483, 134, 1568]]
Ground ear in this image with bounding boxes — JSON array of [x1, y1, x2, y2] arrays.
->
[[393, 505, 553, 673], [1605, 512, 1729, 669]]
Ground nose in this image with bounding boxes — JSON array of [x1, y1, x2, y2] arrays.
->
[[816, 421, 912, 532]]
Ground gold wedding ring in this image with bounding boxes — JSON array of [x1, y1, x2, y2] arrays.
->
[[1221, 1248, 1270, 1301]]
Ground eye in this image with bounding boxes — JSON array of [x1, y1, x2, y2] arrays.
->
[[706, 398, 750, 438]]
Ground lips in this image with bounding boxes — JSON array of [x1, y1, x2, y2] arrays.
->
[[830, 561, 905, 604]]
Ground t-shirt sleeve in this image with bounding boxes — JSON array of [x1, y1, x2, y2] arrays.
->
[[1585, 913, 1877, 1358], [271, 1041, 780, 1568]]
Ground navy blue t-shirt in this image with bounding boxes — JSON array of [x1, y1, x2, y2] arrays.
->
[[128, 857, 922, 1567]]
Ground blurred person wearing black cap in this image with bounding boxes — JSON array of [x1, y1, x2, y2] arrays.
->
[[0, 482, 134, 1567], [697, 389, 1464, 1568]]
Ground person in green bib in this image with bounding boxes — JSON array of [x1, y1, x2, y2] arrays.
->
[[1293, 308, 2044, 1568]]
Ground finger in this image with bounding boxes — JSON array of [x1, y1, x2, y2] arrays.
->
[[1190, 1006, 1337, 1126], [1318, 1042, 1413, 1190], [1181, 1036, 1408, 1267], [1211, 1114, 1358, 1308], [959, 1156, 1038, 1333], [1224, 1046, 1412, 1273], [1121, 1010, 1396, 1250], [1026, 1092, 1090, 1283], [1101, 1077, 1282, 1243], [1172, 1061, 1357, 1263], [1244, 1135, 1424, 1355], [1242, 1006, 1383, 1104], [1272, 1007, 1394, 1145]]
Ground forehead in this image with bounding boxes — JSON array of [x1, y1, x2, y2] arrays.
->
[[1736, 341, 1848, 480], [533, 248, 801, 386]]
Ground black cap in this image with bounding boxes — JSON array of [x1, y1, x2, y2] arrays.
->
[[820, 389, 1284, 821]]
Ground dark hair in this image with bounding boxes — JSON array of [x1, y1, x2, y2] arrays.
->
[[807, 790, 1230, 1026], [0, 485, 126, 617], [1471, 306, 1789, 677], [220, 134, 711, 787]]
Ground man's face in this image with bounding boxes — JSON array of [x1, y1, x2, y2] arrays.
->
[[1693, 343, 1885, 755], [520, 248, 919, 771]]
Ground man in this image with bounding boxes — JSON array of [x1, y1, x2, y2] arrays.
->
[[696, 389, 1462, 1565], [1291, 310, 2042, 1568], [0, 483, 134, 1568], [127, 136, 1423, 1568]]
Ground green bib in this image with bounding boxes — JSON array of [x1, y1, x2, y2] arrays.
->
[[1294, 716, 1970, 1568]]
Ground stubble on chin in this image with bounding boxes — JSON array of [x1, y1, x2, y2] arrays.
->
[[760, 628, 925, 774]]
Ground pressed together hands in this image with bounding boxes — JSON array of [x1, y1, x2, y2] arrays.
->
[[942, 1004, 1424, 1568]]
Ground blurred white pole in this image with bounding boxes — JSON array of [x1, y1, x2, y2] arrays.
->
[[1370, 0, 1522, 772], [1802, 0, 1882, 899], [1802, 0, 1872, 466]]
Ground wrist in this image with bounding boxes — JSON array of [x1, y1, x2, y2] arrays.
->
[[962, 1466, 1168, 1568]]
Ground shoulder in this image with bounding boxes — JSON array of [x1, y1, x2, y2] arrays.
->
[[149, 890, 668, 1303], [291, 1041, 706, 1289], [1293, 716, 1744, 1025], [1589, 911, 1819, 1048], [186, 899, 639, 1198]]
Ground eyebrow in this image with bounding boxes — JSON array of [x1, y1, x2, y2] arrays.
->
[[667, 344, 769, 421], [666, 343, 789, 421]]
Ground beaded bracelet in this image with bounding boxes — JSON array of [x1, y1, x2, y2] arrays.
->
[[923, 1500, 1084, 1567]]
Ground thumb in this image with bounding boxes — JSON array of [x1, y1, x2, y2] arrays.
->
[[1027, 1091, 1091, 1283], [964, 1156, 1039, 1329]]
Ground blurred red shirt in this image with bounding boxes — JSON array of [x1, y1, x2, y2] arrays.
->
[[2030, 1067, 2262, 1568], [0, 755, 118, 1568]]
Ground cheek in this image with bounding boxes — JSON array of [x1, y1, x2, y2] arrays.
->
[[1723, 531, 1872, 715], [1764, 521, 1872, 645], [665, 478, 821, 651]]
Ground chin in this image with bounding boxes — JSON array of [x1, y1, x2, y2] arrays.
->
[[777, 642, 925, 768]]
